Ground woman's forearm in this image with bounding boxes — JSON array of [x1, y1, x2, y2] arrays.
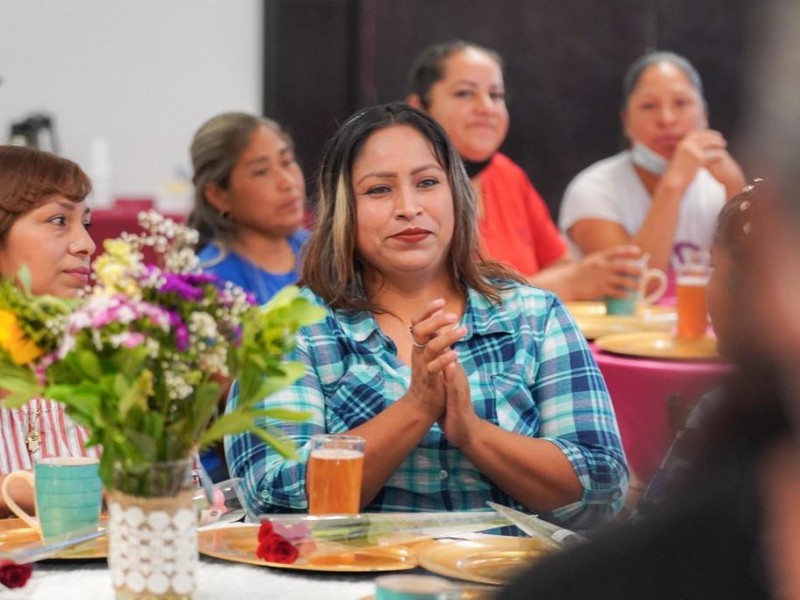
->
[[629, 175, 687, 271], [458, 421, 583, 512], [348, 397, 438, 508]]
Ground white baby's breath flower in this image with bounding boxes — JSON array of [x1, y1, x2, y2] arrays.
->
[[145, 338, 160, 358], [198, 343, 229, 377], [188, 312, 217, 339], [164, 369, 193, 401]]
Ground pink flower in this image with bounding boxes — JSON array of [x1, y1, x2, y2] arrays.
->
[[117, 332, 146, 348]]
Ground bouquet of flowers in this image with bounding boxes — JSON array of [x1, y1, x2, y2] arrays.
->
[[0, 211, 323, 493]]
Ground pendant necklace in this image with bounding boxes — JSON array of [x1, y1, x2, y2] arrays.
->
[[25, 401, 42, 454]]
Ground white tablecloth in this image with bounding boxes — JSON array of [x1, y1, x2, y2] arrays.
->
[[2, 558, 378, 600]]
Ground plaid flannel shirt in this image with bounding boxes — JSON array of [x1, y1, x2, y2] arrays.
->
[[226, 282, 628, 528]]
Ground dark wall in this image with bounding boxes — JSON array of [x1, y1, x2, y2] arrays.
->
[[264, 0, 755, 218]]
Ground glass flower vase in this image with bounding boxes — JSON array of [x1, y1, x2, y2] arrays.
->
[[108, 457, 198, 600]]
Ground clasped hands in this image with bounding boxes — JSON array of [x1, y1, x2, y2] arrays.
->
[[666, 129, 741, 187], [406, 298, 477, 448]]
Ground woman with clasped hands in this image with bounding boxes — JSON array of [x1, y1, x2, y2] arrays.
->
[[225, 103, 627, 528], [406, 40, 642, 301], [560, 51, 746, 272]]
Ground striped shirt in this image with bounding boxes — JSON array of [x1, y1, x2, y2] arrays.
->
[[226, 282, 628, 529], [1, 398, 99, 473]]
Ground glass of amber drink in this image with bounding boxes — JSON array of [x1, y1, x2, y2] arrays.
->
[[676, 254, 712, 340], [307, 434, 365, 515]]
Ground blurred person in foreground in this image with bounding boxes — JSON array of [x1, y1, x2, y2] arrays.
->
[[630, 180, 763, 515], [0, 145, 98, 515], [225, 103, 627, 528], [502, 178, 800, 598], [407, 40, 643, 301]]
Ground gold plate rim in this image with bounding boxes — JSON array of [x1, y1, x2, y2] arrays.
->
[[594, 331, 721, 360], [574, 314, 675, 340], [415, 536, 549, 586], [567, 303, 677, 340], [198, 524, 419, 573], [0, 517, 108, 560]]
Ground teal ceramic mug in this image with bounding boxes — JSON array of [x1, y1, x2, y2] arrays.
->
[[604, 254, 668, 316], [1, 456, 103, 540]]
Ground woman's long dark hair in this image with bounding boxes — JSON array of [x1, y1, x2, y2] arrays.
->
[[301, 102, 523, 312]]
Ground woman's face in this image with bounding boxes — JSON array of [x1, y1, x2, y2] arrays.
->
[[421, 48, 509, 163], [0, 195, 95, 297], [623, 61, 707, 159], [352, 124, 455, 281], [211, 125, 305, 238]]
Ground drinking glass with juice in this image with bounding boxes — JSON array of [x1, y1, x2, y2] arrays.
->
[[676, 259, 711, 340], [307, 434, 365, 515]]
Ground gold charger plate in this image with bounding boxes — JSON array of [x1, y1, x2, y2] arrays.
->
[[416, 536, 551, 586], [566, 303, 676, 340], [595, 331, 720, 360], [198, 524, 418, 572], [0, 518, 108, 560]]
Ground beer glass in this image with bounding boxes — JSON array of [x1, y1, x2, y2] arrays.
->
[[307, 434, 365, 515], [676, 255, 712, 340]]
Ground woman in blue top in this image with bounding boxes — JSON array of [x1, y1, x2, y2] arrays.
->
[[188, 112, 308, 305], [226, 103, 627, 529]]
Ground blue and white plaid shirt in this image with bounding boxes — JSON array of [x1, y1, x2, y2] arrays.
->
[[225, 282, 628, 528]]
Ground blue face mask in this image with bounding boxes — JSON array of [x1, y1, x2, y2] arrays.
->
[[631, 142, 669, 176]]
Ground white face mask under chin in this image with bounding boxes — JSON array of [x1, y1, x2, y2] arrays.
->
[[631, 142, 669, 176]]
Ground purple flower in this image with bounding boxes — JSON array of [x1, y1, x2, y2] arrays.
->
[[160, 274, 211, 302], [168, 311, 190, 352], [185, 273, 218, 286]]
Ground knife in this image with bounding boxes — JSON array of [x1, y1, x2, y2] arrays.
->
[[0, 525, 107, 564], [486, 502, 585, 549]]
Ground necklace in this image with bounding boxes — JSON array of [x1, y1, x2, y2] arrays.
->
[[25, 401, 42, 454]]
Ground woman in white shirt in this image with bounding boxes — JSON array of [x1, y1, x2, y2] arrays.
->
[[560, 51, 746, 272]]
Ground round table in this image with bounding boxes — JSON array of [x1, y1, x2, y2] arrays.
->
[[591, 343, 732, 484]]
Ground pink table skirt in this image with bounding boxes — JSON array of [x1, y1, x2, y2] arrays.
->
[[591, 343, 732, 483]]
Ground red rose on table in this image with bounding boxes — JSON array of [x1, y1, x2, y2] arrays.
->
[[0, 560, 33, 589], [257, 532, 299, 564], [257, 521, 274, 541]]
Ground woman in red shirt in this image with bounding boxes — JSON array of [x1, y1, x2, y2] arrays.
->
[[407, 40, 641, 301]]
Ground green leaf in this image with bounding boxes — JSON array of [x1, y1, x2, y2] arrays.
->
[[76, 350, 103, 381], [118, 371, 153, 419], [124, 429, 158, 462], [0, 360, 42, 408], [250, 408, 312, 422], [197, 412, 253, 448], [246, 424, 300, 461]]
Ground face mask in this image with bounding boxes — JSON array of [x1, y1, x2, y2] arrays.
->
[[631, 142, 669, 176]]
